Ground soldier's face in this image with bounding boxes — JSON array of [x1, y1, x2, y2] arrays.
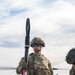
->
[[32, 46, 43, 53]]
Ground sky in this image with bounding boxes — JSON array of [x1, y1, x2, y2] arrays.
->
[[0, 0, 75, 75]]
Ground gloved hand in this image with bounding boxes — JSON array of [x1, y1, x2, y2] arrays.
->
[[16, 57, 28, 74], [19, 57, 28, 68]]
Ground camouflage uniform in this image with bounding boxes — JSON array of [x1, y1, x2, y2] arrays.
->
[[16, 53, 53, 75], [66, 48, 75, 75], [16, 37, 53, 75]]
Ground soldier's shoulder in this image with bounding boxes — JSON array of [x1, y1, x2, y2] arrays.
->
[[28, 53, 34, 59], [21, 57, 24, 59], [42, 54, 51, 63], [29, 53, 34, 56], [42, 54, 48, 59], [20, 57, 24, 61]]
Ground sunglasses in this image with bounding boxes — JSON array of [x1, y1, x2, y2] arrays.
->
[[31, 43, 42, 47]]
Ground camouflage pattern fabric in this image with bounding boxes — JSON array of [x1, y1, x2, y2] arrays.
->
[[16, 53, 53, 75], [69, 66, 75, 75]]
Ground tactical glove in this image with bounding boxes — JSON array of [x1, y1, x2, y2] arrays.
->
[[19, 57, 28, 68], [16, 57, 28, 74]]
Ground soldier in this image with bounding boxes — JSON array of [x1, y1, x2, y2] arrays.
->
[[66, 48, 75, 75], [16, 37, 53, 75]]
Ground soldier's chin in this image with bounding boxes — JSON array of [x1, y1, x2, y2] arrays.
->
[[34, 50, 41, 53]]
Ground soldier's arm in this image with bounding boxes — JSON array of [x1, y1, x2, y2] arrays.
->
[[16, 57, 28, 74]]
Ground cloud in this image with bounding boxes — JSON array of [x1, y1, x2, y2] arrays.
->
[[0, 1, 75, 74], [0, 41, 21, 48], [65, 0, 75, 4], [9, 9, 26, 16], [0, 0, 75, 49], [60, 24, 75, 34]]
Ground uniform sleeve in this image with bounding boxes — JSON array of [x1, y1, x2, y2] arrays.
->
[[16, 57, 28, 74], [48, 60, 53, 75], [16, 54, 34, 75]]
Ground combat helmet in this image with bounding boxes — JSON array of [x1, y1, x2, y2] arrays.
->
[[30, 37, 45, 47], [66, 48, 75, 64]]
